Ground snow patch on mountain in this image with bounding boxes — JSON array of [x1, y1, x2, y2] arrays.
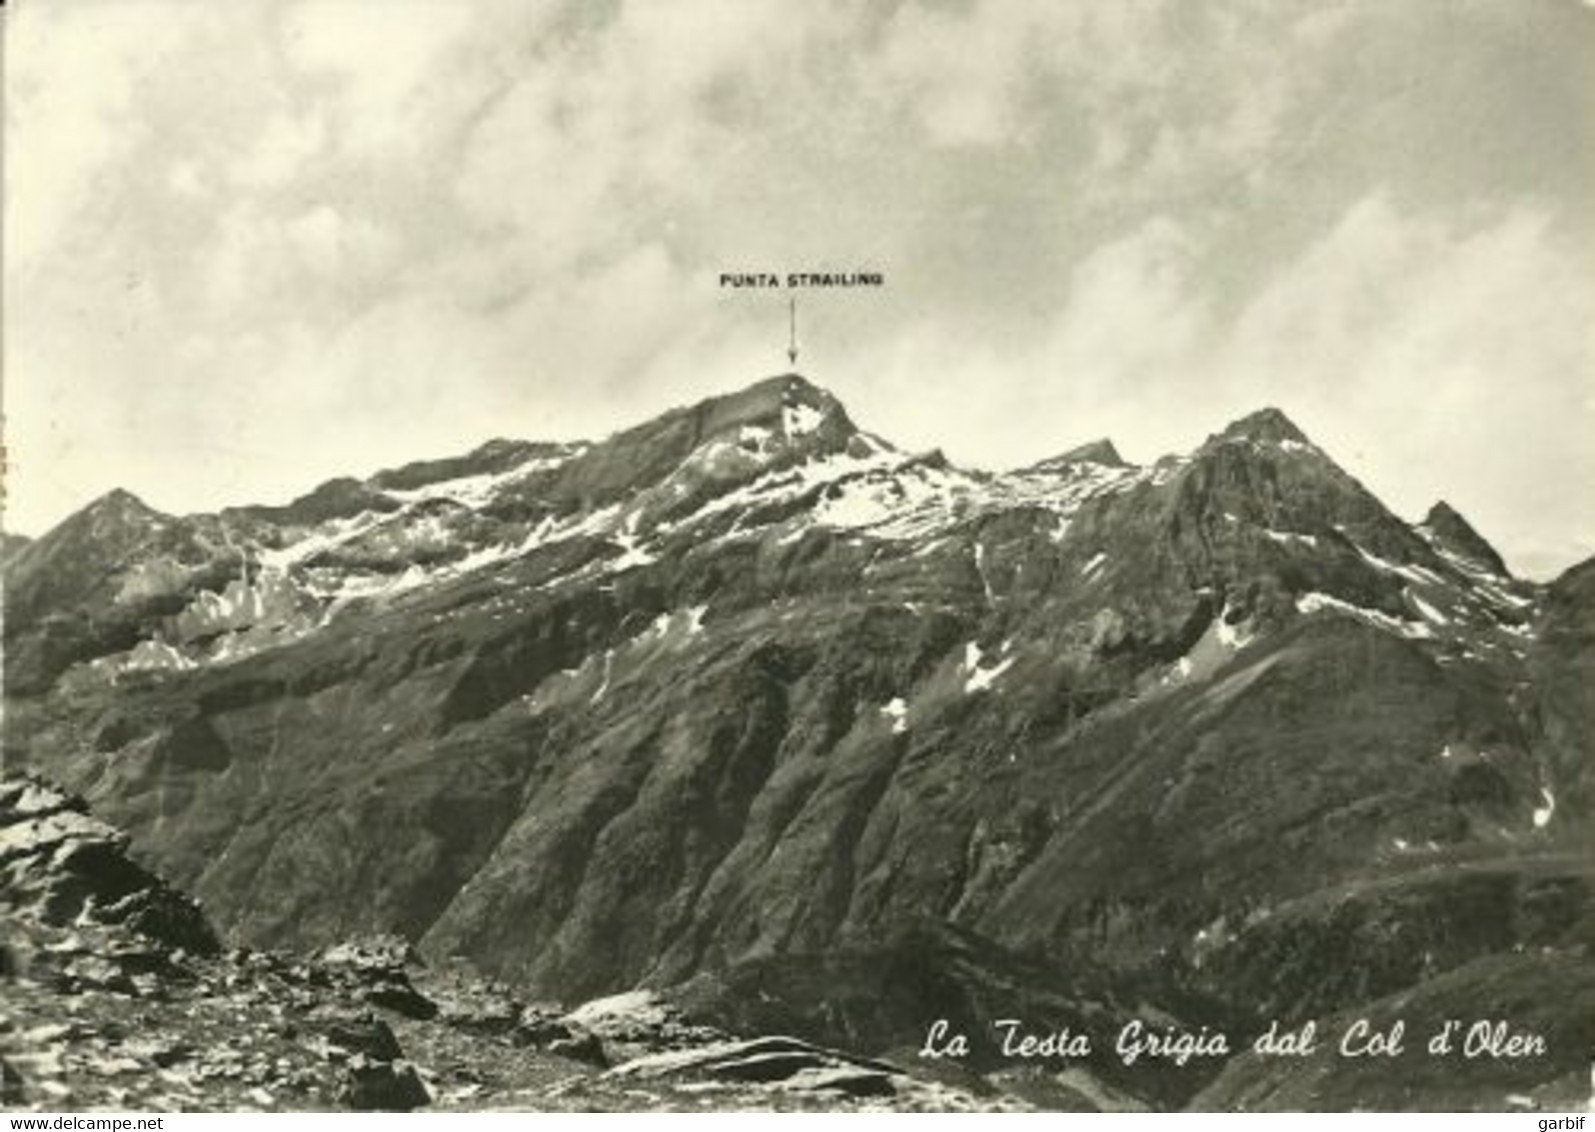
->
[[380, 450, 570, 508], [963, 641, 1015, 693], [1533, 786, 1555, 829], [1410, 592, 1448, 625], [739, 424, 776, 454], [782, 401, 825, 438], [973, 543, 997, 605], [1349, 540, 1444, 587], [258, 511, 389, 572], [645, 432, 1152, 551], [1160, 604, 1254, 687], [1149, 458, 1188, 487], [611, 511, 657, 572], [804, 453, 1147, 543], [1214, 609, 1253, 650], [591, 650, 615, 703], [638, 605, 711, 650], [93, 639, 197, 675], [1296, 592, 1433, 639]]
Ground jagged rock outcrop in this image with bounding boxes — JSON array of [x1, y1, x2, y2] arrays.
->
[[1422, 500, 1510, 577], [0, 775, 217, 954], [1028, 437, 1127, 471]]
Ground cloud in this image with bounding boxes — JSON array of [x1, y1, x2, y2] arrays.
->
[[199, 199, 400, 322], [450, 0, 853, 274], [5, 2, 196, 268], [278, 0, 479, 155], [874, 1, 1044, 147], [229, 110, 328, 189], [4, 0, 1590, 577]]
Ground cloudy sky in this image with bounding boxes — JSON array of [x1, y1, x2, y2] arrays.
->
[[6, 0, 1592, 576]]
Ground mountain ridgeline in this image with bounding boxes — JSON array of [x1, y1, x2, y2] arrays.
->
[[6, 375, 1592, 1110]]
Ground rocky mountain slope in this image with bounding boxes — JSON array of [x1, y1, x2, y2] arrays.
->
[[1, 775, 1012, 1111], [5, 373, 1591, 1110]]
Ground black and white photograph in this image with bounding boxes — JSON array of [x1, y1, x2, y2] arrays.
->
[[2, 0, 1593, 1115]]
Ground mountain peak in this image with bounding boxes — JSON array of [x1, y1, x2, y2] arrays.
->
[[769, 371, 825, 398], [1030, 438, 1127, 471], [1213, 406, 1310, 447], [1421, 500, 1508, 577], [734, 372, 839, 414], [87, 487, 160, 516], [684, 372, 854, 448], [67, 488, 169, 535], [559, 373, 861, 510]]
